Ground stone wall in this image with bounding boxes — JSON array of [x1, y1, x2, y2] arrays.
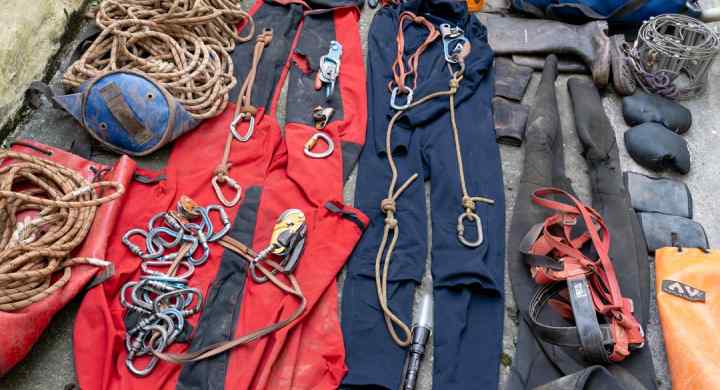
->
[[0, 0, 85, 131]]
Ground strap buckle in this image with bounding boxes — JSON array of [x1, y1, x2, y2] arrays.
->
[[211, 175, 242, 207], [316, 41, 343, 98], [304, 132, 334, 159], [230, 112, 255, 142], [457, 212, 484, 247], [440, 23, 470, 64], [390, 86, 414, 110]]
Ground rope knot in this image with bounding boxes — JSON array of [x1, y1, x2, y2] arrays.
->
[[462, 196, 475, 211], [214, 164, 230, 179], [449, 78, 459, 91], [240, 105, 257, 115], [380, 198, 397, 214], [385, 216, 398, 228]]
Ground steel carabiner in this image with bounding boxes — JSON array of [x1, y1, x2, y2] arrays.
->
[[304, 131, 335, 159], [457, 212, 484, 248], [230, 113, 255, 142], [390, 86, 414, 111], [212, 174, 242, 207]]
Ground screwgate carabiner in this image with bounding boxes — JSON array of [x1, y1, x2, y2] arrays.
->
[[230, 112, 255, 142], [212, 175, 242, 207], [457, 212, 484, 248], [390, 86, 414, 111], [304, 132, 335, 159]]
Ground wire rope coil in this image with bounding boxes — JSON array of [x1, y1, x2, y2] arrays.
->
[[0, 150, 125, 311], [627, 14, 720, 99]]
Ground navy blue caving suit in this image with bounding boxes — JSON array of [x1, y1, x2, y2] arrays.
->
[[341, 1, 505, 388]]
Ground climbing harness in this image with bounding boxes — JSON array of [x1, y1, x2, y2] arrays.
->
[[64, 0, 255, 120], [375, 16, 494, 348], [148, 209, 307, 364], [0, 150, 124, 311], [316, 41, 343, 98], [519, 188, 645, 363], [120, 196, 231, 376], [213, 29, 273, 207]]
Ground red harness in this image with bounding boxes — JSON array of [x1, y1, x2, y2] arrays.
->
[[520, 188, 645, 363]]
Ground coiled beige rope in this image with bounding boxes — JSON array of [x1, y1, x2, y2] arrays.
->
[[64, 0, 255, 119], [0, 150, 125, 311]]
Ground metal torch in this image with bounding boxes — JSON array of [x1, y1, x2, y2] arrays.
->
[[399, 292, 433, 390]]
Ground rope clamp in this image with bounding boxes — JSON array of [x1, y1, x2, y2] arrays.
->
[[316, 41, 343, 98], [212, 175, 242, 207], [390, 86, 414, 110], [230, 112, 255, 142], [304, 132, 334, 159], [313, 106, 335, 129], [457, 212, 484, 248], [440, 23, 470, 64]]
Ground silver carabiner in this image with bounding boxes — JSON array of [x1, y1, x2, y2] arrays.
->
[[230, 113, 255, 142], [457, 212, 484, 248], [212, 174, 242, 207], [390, 87, 414, 111], [304, 132, 335, 159]]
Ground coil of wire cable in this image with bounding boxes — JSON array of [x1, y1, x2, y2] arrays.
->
[[0, 150, 125, 311], [63, 0, 255, 119]]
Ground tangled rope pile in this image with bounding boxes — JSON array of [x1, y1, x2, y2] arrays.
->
[[627, 14, 720, 99], [0, 150, 124, 311], [64, 0, 255, 119]]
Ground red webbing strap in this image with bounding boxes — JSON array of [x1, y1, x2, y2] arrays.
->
[[526, 187, 644, 362]]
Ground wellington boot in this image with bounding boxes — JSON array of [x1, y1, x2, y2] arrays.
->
[[481, 15, 610, 88]]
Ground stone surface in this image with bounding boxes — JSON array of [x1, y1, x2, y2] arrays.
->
[[0, 0, 85, 133], [4, 0, 720, 389]]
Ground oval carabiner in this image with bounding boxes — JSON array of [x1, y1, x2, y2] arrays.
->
[[230, 113, 255, 142], [212, 175, 242, 207], [390, 86, 414, 111], [457, 212, 484, 248], [304, 132, 335, 159]]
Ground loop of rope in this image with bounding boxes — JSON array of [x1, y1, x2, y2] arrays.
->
[[64, 0, 255, 119], [387, 12, 440, 95], [212, 30, 272, 207], [0, 150, 125, 311]]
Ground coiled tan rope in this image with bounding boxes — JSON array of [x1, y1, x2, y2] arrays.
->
[[64, 0, 255, 119], [0, 150, 125, 311]]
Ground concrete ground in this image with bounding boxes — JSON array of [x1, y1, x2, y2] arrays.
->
[[2, 0, 720, 388]]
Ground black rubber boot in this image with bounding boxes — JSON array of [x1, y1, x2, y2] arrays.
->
[[638, 213, 709, 253], [493, 97, 529, 147], [625, 172, 692, 218], [623, 92, 692, 134], [482, 15, 610, 87], [495, 57, 533, 101]]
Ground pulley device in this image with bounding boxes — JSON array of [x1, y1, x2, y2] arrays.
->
[[249, 209, 307, 283], [519, 188, 645, 363]]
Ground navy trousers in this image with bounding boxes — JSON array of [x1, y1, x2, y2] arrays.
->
[[341, 1, 505, 388]]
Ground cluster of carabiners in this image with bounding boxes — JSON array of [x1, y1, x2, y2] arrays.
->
[[119, 197, 231, 376]]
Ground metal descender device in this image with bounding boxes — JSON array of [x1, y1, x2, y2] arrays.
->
[[315, 41, 343, 98], [440, 23, 470, 64], [250, 209, 307, 283]]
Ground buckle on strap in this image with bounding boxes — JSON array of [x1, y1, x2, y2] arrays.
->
[[304, 132, 334, 159], [390, 86, 413, 111], [230, 113, 255, 142]]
